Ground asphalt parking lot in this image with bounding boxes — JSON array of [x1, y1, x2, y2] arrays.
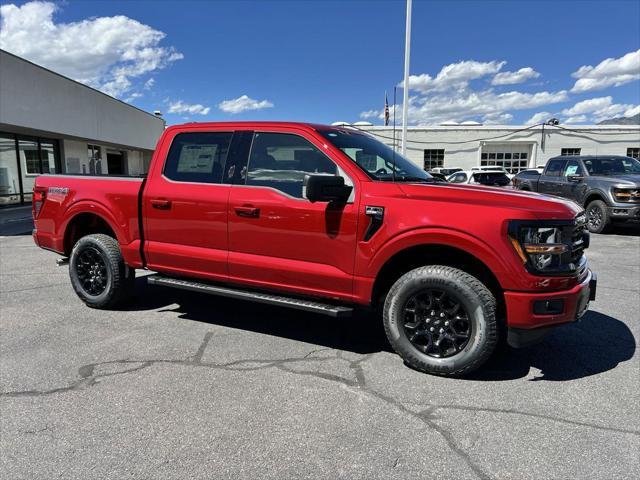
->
[[1, 225, 638, 479]]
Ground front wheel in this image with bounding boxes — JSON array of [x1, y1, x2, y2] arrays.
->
[[586, 200, 611, 234], [383, 266, 497, 377], [69, 234, 135, 309]]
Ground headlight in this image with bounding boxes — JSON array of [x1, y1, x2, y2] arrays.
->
[[508, 221, 585, 275], [612, 187, 640, 202]]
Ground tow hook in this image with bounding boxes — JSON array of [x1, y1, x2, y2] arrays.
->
[[56, 257, 69, 267]]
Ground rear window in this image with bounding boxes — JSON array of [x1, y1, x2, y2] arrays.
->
[[164, 132, 233, 183], [544, 159, 565, 177], [472, 172, 510, 186]]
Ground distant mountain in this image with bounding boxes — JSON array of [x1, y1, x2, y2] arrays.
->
[[597, 113, 640, 125]]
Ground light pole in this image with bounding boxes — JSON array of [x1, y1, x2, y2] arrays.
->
[[401, 0, 412, 155]]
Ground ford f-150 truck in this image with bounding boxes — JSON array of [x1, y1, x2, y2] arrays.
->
[[32, 122, 596, 376], [513, 155, 640, 233]]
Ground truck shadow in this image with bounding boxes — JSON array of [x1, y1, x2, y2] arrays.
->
[[127, 279, 635, 381], [465, 310, 635, 381], [608, 224, 640, 237]]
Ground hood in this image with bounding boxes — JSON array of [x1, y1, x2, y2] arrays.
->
[[589, 174, 640, 186], [397, 183, 582, 220]]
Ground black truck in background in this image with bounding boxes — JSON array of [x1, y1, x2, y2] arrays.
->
[[513, 155, 640, 233]]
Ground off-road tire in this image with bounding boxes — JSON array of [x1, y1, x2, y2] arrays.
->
[[383, 265, 497, 377], [586, 199, 611, 234], [69, 234, 135, 309]]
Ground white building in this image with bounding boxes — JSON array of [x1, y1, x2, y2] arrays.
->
[[358, 123, 640, 173], [0, 50, 165, 206]]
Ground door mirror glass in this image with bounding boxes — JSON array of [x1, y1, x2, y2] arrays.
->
[[304, 174, 352, 203]]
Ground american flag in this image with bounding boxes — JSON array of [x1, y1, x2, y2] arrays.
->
[[384, 92, 390, 126]]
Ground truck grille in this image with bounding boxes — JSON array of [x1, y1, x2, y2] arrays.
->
[[569, 214, 587, 265]]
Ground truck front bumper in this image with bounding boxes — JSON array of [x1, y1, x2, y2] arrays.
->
[[608, 204, 640, 220], [505, 270, 597, 348]]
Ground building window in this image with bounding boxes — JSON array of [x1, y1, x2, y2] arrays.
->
[[480, 150, 529, 174], [24, 147, 41, 174], [87, 144, 102, 175], [627, 147, 640, 159], [424, 149, 444, 170], [561, 148, 581, 156], [0, 133, 60, 205]]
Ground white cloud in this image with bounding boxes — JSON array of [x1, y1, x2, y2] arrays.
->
[[562, 96, 613, 116], [124, 92, 143, 103], [371, 89, 567, 126], [491, 67, 540, 85], [590, 103, 636, 123], [0, 1, 182, 98], [564, 115, 589, 124], [143, 78, 155, 90], [571, 49, 640, 93], [525, 112, 552, 125], [375, 58, 570, 125], [360, 109, 380, 119], [560, 96, 639, 123], [625, 105, 640, 117], [167, 100, 210, 116], [482, 112, 513, 124], [402, 60, 506, 92], [218, 95, 274, 114]]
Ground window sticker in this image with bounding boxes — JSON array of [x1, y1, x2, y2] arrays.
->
[[565, 165, 579, 176]]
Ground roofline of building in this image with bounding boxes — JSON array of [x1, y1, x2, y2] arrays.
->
[[0, 49, 164, 123], [361, 124, 640, 131]]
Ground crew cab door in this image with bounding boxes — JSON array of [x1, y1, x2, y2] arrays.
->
[[559, 159, 588, 201], [142, 128, 247, 282], [538, 158, 566, 196], [227, 129, 360, 301]]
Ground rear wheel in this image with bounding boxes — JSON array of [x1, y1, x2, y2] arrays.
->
[[586, 200, 610, 234], [383, 265, 497, 376], [69, 234, 135, 308]]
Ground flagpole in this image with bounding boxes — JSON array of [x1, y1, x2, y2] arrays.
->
[[401, 0, 412, 155]]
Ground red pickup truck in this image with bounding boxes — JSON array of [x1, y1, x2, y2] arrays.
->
[[32, 122, 596, 376]]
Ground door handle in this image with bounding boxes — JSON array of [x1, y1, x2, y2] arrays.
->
[[235, 205, 260, 218], [151, 199, 172, 210]]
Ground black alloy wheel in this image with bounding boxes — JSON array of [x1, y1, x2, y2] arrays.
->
[[69, 233, 135, 309], [587, 204, 602, 231], [402, 289, 471, 358], [585, 200, 610, 234], [74, 246, 109, 296], [383, 265, 498, 376]]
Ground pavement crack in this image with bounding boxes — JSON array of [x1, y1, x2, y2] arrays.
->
[[5, 331, 637, 480], [22, 424, 55, 439], [189, 331, 214, 363], [431, 404, 640, 436]]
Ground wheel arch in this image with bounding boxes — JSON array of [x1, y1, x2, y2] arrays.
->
[[370, 243, 505, 321], [583, 190, 607, 208], [63, 211, 119, 256]]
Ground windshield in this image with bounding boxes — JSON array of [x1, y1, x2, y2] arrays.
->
[[318, 129, 433, 182], [583, 157, 640, 176], [472, 172, 511, 186]]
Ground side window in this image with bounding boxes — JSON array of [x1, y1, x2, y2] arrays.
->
[[450, 172, 467, 183], [164, 132, 233, 183], [246, 132, 338, 198], [563, 160, 583, 177], [544, 160, 565, 177]]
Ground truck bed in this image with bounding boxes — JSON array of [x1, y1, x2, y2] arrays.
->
[[32, 175, 145, 267]]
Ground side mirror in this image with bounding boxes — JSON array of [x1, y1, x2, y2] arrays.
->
[[304, 174, 353, 203], [567, 174, 584, 183]]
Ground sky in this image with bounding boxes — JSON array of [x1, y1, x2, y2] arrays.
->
[[1, 0, 639, 126]]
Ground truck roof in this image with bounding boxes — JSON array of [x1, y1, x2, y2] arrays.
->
[[167, 121, 339, 131], [549, 155, 634, 160]]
